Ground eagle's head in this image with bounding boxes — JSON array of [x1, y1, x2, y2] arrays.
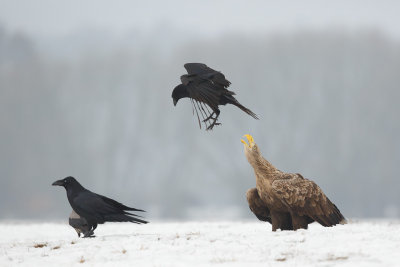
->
[[241, 134, 261, 162]]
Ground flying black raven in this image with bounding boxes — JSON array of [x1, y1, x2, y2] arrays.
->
[[52, 176, 148, 237], [172, 63, 259, 130]]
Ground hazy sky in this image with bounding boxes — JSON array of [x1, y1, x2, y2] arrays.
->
[[1, 0, 399, 220], [1, 0, 400, 38]]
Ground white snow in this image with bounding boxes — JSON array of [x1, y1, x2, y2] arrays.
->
[[1, 220, 399, 266]]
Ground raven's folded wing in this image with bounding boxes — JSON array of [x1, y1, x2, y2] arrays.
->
[[72, 191, 147, 224], [96, 193, 145, 212], [72, 193, 114, 223]]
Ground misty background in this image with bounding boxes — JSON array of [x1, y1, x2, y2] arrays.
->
[[0, 0, 399, 220]]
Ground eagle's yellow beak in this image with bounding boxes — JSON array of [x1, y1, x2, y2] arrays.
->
[[241, 134, 255, 148]]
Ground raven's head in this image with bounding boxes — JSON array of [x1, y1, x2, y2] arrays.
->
[[52, 176, 78, 188], [241, 134, 261, 161], [172, 84, 189, 106]]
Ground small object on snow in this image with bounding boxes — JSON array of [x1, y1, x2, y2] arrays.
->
[[69, 210, 93, 237], [34, 243, 47, 248], [52, 176, 148, 238]]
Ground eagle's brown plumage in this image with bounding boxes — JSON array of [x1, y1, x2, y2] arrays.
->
[[246, 188, 272, 223], [241, 134, 346, 231]]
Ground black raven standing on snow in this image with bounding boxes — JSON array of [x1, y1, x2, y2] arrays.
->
[[172, 63, 259, 130], [52, 176, 148, 237]]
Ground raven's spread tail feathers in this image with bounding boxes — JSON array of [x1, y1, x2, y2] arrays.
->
[[222, 94, 259, 120], [95, 193, 148, 224], [232, 101, 259, 120], [104, 213, 148, 224]]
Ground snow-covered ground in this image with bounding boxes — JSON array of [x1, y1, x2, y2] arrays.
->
[[1, 220, 399, 266]]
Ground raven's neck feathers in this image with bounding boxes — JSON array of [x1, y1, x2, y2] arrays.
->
[[66, 181, 86, 197]]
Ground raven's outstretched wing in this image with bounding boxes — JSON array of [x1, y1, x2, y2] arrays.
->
[[184, 82, 223, 129], [186, 82, 221, 111], [184, 63, 231, 88], [184, 63, 216, 75]]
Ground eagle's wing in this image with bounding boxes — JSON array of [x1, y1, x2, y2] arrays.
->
[[184, 63, 231, 88], [246, 188, 271, 223], [271, 174, 346, 226]]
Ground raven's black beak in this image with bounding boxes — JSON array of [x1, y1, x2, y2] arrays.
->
[[173, 99, 177, 106], [52, 179, 64, 186]]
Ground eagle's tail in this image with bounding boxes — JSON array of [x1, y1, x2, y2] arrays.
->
[[315, 200, 347, 227]]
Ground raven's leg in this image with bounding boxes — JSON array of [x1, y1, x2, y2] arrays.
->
[[203, 111, 215, 122], [82, 227, 95, 238], [89, 223, 97, 236], [82, 231, 95, 238], [202, 106, 219, 123], [82, 223, 97, 238], [206, 110, 221, 130], [206, 119, 221, 130]]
